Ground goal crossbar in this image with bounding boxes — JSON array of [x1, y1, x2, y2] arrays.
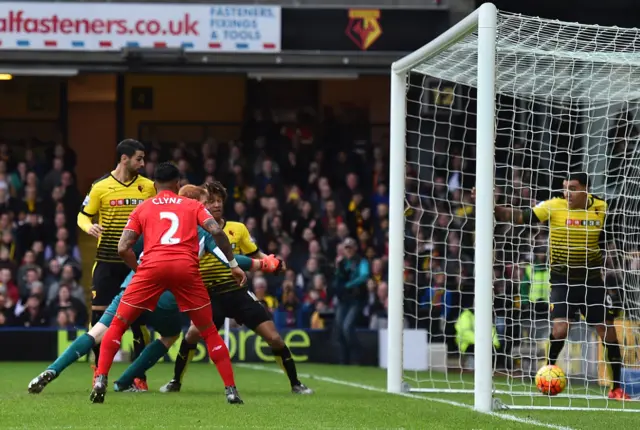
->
[[391, 5, 486, 74]]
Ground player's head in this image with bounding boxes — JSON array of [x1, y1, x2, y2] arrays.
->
[[116, 139, 145, 174], [203, 181, 227, 220], [154, 162, 181, 193], [178, 184, 208, 204], [564, 172, 589, 209]]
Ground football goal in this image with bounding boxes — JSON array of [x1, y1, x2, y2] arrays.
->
[[387, 2, 640, 412]]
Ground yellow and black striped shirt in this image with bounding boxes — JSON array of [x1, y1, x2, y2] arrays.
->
[[200, 220, 258, 294], [80, 173, 155, 262], [531, 195, 606, 280]]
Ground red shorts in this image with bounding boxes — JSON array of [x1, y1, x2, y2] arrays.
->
[[120, 261, 210, 312]]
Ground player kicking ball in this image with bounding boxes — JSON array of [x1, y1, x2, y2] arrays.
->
[[90, 162, 245, 404], [159, 181, 313, 395]]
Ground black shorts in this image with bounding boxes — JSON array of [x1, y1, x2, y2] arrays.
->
[[209, 287, 271, 331], [549, 274, 615, 324], [91, 261, 132, 307]]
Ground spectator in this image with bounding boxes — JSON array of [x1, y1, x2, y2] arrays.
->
[[50, 240, 80, 270], [296, 258, 320, 292], [15, 294, 47, 327], [0, 268, 19, 303], [48, 284, 87, 327], [17, 252, 40, 293], [310, 300, 328, 329], [255, 159, 283, 201], [9, 161, 28, 197], [274, 284, 303, 329], [368, 282, 388, 329], [47, 264, 84, 305], [43, 259, 62, 290], [20, 185, 44, 215], [44, 228, 81, 262], [15, 214, 45, 259], [333, 237, 370, 365], [252, 275, 277, 314], [0, 188, 18, 214], [42, 157, 64, 195], [305, 274, 328, 306], [55, 309, 73, 329], [0, 292, 15, 326]]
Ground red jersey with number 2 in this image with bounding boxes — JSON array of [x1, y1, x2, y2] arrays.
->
[[124, 189, 213, 267]]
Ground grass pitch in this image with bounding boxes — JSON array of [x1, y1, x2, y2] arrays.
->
[[0, 362, 636, 429]]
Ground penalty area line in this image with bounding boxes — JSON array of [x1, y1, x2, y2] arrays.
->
[[237, 363, 575, 430]]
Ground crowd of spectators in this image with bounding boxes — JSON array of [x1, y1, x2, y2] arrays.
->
[[140, 110, 391, 357], [0, 142, 87, 329], [0, 108, 392, 364]]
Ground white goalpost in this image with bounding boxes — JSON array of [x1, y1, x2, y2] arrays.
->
[[387, 2, 640, 413]]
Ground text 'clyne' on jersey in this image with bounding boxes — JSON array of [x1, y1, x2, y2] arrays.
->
[[530, 195, 606, 280], [80, 173, 155, 263], [200, 220, 258, 294], [124, 190, 214, 267]]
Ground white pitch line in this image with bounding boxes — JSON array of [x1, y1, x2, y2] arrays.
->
[[237, 363, 576, 430]]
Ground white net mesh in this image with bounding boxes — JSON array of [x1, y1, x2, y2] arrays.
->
[[402, 10, 640, 411]]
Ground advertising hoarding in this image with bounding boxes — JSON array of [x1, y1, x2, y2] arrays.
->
[[0, 328, 379, 366], [0, 3, 281, 52]]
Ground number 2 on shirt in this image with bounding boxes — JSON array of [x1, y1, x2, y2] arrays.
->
[[160, 211, 180, 244]]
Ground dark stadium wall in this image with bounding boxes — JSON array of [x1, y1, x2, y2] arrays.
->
[[66, 74, 118, 193], [0, 77, 62, 145], [319, 76, 390, 124], [0, 77, 60, 120], [123, 74, 246, 139]]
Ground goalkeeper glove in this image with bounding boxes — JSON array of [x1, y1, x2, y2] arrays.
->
[[258, 254, 284, 274]]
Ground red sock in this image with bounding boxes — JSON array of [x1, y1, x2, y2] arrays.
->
[[188, 305, 236, 387], [96, 302, 141, 376], [201, 325, 236, 387], [97, 317, 128, 376]]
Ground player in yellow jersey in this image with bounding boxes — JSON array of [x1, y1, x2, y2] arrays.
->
[[160, 181, 313, 395], [475, 172, 628, 399], [77, 139, 156, 389]]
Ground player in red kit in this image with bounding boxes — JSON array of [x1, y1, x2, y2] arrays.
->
[[90, 162, 246, 404]]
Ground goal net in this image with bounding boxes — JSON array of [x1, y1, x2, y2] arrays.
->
[[387, 3, 640, 412]]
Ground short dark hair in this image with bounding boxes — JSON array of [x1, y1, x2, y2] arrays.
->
[[568, 172, 589, 188], [204, 180, 228, 202], [154, 162, 180, 184], [116, 139, 145, 160]]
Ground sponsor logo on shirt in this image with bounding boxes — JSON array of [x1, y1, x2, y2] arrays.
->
[[565, 219, 601, 227], [109, 198, 144, 206]]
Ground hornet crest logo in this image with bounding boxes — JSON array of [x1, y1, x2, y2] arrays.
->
[[345, 9, 382, 51]]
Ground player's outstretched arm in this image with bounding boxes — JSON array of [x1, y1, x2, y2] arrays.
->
[[495, 206, 527, 224], [118, 230, 140, 272], [471, 187, 530, 225], [202, 218, 235, 262]]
